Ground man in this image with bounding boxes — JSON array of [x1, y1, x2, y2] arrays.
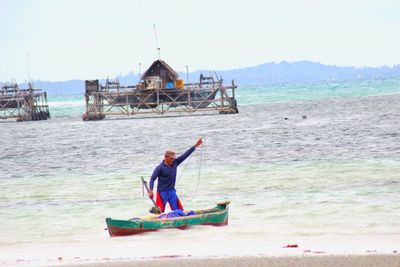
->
[[148, 137, 203, 212]]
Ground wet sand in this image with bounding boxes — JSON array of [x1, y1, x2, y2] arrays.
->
[[68, 254, 400, 267]]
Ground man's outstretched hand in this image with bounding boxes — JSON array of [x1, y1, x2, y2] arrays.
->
[[194, 137, 203, 148]]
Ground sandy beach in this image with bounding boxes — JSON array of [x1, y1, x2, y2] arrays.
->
[[67, 254, 400, 267]]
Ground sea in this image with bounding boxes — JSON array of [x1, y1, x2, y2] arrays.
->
[[1, 78, 400, 266]]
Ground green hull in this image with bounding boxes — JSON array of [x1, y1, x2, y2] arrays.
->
[[106, 201, 229, 236]]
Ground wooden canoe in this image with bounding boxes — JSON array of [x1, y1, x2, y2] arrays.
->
[[105, 201, 230, 237]]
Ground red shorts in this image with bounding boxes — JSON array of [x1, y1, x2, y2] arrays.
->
[[156, 190, 183, 212]]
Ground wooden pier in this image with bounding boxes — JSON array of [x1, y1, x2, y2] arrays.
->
[[83, 60, 238, 120], [0, 83, 51, 122]]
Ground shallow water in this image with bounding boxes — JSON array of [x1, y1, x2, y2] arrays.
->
[[1, 79, 400, 264]]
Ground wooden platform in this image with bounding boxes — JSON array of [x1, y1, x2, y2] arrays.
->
[[0, 83, 50, 122], [83, 76, 238, 121]]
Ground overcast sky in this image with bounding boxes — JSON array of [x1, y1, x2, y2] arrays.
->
[[1, 0, 399, 82]]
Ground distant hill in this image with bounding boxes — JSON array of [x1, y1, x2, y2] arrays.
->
[[211, 61, 400, 85], [6, 61, 400, 94]]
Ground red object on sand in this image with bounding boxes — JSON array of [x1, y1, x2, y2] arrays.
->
[[283, 244, 298, 248]]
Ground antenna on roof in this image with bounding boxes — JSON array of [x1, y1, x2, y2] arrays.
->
[[26, 52, 31, 83], [153, 24, 161, 60]]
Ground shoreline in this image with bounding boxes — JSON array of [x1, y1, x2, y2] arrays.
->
[[3, 251, 399, 266], [66, 254, 400, 267], [1, 234, 399, 266]]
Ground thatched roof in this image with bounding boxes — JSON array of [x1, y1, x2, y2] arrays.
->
[[141, 60, 179, 80]]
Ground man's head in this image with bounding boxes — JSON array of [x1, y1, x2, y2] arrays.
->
[[164, 150, 176, 166]]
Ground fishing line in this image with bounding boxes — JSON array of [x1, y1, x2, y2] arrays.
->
[[177, 145, 203, 203], [186, 147, 203, 203]]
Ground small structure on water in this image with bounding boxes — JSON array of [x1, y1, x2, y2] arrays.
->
[[83, 60, 238, 120], [0, 83, 50, 122]]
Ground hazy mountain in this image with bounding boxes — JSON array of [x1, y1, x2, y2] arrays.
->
[[7, 61, 400, 94], [210, 61, 400, 85]]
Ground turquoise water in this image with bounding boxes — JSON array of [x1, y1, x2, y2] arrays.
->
[[1, 78, 400, 265], [47, 94, 85, 118], [46, 78, 400, 118], [236, 78, 400, 104]]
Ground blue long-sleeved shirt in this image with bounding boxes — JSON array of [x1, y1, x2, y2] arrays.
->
[[149, 146, 196, 192]]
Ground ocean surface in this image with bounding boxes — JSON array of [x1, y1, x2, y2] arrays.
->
[[1, 78, 400, 265]]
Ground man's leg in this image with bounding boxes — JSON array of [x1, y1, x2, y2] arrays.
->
[[167, 190, 184, 211], [155, 191, 166, 212]]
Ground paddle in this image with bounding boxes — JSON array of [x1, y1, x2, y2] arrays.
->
[[141, 177, 162, 214]]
